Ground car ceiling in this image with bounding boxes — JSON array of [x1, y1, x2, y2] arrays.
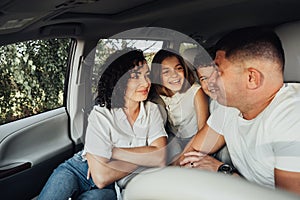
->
[[1, 0, 300, 46]]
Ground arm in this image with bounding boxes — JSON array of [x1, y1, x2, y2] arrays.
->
[[172, 123, 225, 165], [194, 88, 209, 130], [86, 153, 138, 189], [272, 107, 300, 195], [275, 168, 300, 195], [190, 123, 225, 153], [84, 108, 140, 189], [112, 136, 167, 167], [178, 151, 241, 178]]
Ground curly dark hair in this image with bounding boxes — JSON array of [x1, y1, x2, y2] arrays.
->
[[95, 49, 146, 109], [150, 48, 195, 97]]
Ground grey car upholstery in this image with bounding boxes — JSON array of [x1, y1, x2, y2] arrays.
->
[[276, 21, 300, 82]]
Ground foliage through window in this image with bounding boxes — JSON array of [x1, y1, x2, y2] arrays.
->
[[0, 38, 71, 125]]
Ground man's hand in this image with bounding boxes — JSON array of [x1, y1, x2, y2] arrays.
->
[[179, 151, 222, 172], [171, 124, 225, 166]]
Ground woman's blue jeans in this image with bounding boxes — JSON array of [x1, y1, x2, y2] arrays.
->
[[38, 151, 117, 200]]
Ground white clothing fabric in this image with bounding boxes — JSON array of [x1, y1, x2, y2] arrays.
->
[[207, 83, 300, 188], [160, 83, 201, 138], [209, 99, 219, 113], [83, 101, 167, 159]]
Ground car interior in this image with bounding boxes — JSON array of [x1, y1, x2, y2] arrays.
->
[[1, 0, 300, 199]]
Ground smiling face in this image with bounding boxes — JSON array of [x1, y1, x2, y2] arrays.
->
[[161, 56, 185, 93], [196, 66, 216, 98], [208, 50, 245, 107], [124, 61, 151, 104]]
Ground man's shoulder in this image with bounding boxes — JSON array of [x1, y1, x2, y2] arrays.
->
[[207, 104, 239, 133], [265, 83, 300, 124], [212, 103, 239, 116], [274, 83, 300, 106], [280, 82, 300, 95]]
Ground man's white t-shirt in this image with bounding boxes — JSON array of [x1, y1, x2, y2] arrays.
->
[[207, 83, 300, 188], [83, 101, 167, 159]]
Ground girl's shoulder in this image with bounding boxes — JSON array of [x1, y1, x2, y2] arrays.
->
[[186, 82, 201, 96], [191, 82, 201, 90]]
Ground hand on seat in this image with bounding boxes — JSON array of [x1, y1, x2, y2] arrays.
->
[[179, 151, 223, 172]]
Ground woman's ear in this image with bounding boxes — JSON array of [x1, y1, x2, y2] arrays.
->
[[247, 68, 263, 89]]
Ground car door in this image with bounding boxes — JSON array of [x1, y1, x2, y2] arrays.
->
[[0, 38, 76, 200]]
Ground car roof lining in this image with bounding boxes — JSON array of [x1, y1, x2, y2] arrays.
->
[[1, 0, 300, 46]]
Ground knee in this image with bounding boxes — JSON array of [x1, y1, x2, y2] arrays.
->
[[77, 188, 117, 200]]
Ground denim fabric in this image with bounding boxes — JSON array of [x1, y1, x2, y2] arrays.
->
[[38, 151, 117, 200]]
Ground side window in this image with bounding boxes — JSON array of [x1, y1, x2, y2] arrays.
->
[[179, 42, 198, 55], [92, 39, 163, 96], [0, 38, 72, 125]]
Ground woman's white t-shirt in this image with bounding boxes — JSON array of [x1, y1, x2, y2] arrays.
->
[[83, 101, 167, 159]]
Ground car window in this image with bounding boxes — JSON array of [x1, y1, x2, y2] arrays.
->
[[92, 39, 163, 96], [0, 38, 72, 125], [179, 42, 198, 55]]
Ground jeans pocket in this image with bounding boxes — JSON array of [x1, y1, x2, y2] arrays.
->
[[73, 150, 85, 162]]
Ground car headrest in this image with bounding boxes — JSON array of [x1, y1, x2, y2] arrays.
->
[[276, 21, 300, 82], [181, 47, 199, 66], [181, 46, 213, 67]]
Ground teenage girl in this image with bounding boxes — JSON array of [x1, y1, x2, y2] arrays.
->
[[150, 49, 209, 164]]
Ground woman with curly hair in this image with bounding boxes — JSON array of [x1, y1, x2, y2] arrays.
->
[[38, 49, 167, 200]]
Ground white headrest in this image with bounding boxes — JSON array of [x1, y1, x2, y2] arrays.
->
[[181, 47, 213, 69], [181, 47, 199, 65], [276, 21, 300, 82]]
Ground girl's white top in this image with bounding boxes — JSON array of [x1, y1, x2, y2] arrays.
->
[[160, 83, 201, 138]]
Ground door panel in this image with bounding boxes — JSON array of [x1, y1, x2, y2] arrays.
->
[[0, 108, 73, 200]]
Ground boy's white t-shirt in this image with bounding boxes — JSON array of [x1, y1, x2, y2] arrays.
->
[[207, 83, 300, 188]]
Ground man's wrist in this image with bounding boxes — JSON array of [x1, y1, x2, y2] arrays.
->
[[217, 163, 237, 175]]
